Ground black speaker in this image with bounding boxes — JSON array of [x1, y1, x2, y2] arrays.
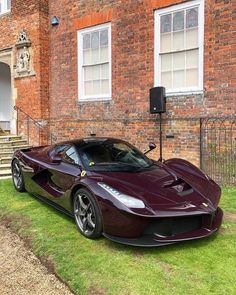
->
[[149, 87, 166, 114]]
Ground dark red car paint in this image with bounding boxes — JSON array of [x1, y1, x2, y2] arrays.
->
[[12, 138, 223, 247]]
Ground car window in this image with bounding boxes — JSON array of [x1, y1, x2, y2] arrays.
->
[[78, 139, 152, 172], [54, 144, 70, 155], [48, 144, 69, 158], [62, 146, 81, 165]]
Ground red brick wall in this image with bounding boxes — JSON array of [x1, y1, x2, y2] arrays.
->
[[47, 0, 235, 166], [39, 0, 50, 121], [0, 0, 49, 144], [204, 0, 236, 115], [2, 0, 234, 164]]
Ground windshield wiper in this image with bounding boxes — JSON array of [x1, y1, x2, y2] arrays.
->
[[90, 161, 153, 171], [116, 162, 151, 170], [91, 162, 143, 168], [134, 161, 154, 171], [91, 162, 120, 166]]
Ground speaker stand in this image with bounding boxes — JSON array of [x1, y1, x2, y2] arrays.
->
[[158, 113, 163, 162]]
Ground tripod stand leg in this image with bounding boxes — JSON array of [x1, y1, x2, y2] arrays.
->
[[158, 113, 163, 162]]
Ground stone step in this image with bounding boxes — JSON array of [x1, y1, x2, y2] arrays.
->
[[0, 151, 14, 158], [0, 139, 28, 147], [0, 145, 31, 153], [0, 169, 12, 178], [0, 157, 12, 164], [0, 164, 11, 172], [0, 135, 23, 143]]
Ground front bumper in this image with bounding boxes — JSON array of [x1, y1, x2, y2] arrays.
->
[[103, 207, 223, 247]]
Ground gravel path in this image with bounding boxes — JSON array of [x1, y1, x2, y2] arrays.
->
[[0, 224, 74, 295]]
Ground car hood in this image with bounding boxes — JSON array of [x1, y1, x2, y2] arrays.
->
[[91, 163, 219, 212]]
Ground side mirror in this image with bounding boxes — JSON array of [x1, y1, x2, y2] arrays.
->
[[144, 142, 156, 155], [50, 155, 62, 164]]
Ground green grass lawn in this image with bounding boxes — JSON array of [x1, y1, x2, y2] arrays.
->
[[0, 179, 235, 295]]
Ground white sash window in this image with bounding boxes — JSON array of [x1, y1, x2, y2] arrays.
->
[[78, 23, 112, 101], [155, 0, 204, 94]]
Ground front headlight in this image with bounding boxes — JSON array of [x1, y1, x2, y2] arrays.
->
[[98, 182, 145, 209]]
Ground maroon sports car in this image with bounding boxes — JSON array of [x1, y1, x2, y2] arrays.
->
[[11, 137, 223, 247]]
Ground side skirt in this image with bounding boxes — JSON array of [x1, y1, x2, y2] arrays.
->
[[31, 193, 74, 218]]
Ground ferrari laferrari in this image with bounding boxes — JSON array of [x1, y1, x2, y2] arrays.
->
[[11, 137, 223, 247]]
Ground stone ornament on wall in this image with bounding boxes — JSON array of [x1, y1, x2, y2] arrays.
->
[[14, 30, 35, 78], [17, 30, 30, 43]]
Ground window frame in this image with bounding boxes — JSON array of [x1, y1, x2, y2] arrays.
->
[[61, 145, 82, 166], [0, 0, 11, 15], [154, 0, 204, 95], [78, 22, 112, 102]]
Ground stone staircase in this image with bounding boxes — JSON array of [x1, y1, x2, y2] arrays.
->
[[0, 135, 31, 179]]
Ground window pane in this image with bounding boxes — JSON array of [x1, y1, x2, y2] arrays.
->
[[93, 80, 101, 95], [100, 29, 108, 46], [91, 48, 100, 64], [100, 46, 108, 63], [161, 54, 172, 72], [161, 71, 172, 89], [186, 8, 198, 28], [186, 69, 198, 87], [101, 79, 109, 94], [161, 33, 171, 52], [83, 49, 91, 65], [54, 144, 69, 156], [64, 147, 79, 165], [186, 28, 198, 49], [8, 0, 11, 10], [91, 31, 99, 49], [85, 81, 93, 96], [186, 49, 198, 68], [173, 70, 185, 88], [161, 14, 171, 33], [173, 52, 185, 70], [173, 31, 184, 51], [173, 11, 184, 31], [83, 34, 90, 49], [84, 66, 93, 81], [92, 65, 100, 80], [101, 63, 109, 79]]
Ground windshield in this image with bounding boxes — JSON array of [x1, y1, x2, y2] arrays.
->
[[77, 139, 153, 172]]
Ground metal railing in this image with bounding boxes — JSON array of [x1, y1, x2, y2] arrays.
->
[[200, 116, 236, 186], [15, 106, 57, 146]]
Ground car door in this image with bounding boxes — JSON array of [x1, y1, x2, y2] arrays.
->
[[50, 145, 82, 192], [41, 145, 83, 210]]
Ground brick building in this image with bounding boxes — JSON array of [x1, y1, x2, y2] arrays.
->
[[0, 0, 235, 166]]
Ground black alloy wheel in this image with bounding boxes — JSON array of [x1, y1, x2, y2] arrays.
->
[[12, 159, 25, 192], [73, 188, 103, 239]]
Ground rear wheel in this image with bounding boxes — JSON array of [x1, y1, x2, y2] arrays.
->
[[12, 159, 25, 192], [73, 188, 103, 239]]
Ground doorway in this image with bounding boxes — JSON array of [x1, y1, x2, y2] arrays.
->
[[0, 62, 12, 132]]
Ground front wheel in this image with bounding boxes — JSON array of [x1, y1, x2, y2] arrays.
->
[[12, 159, 26, 192], [73, 188, 103, 239]]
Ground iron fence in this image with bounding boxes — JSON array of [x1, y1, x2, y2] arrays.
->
[[200, 116, 236, 186]]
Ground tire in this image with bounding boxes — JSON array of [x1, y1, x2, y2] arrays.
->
[[73, 188, 103, 239], [12, 159, 26, 192]]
